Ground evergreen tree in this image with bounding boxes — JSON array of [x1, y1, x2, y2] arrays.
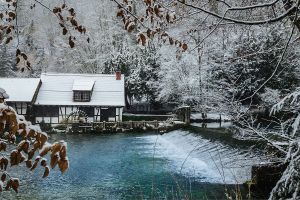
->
[[210, 27, 300, 105]]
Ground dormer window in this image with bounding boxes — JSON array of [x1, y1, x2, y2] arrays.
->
[[73, 91, 91, 102], [72, 80, 95, 102]]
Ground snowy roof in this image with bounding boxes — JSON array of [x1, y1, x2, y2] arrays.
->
[[0, 78, 41, 102], [35, 73, 125, 106], [72, 79, 95, 91]]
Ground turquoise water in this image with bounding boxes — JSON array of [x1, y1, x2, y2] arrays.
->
[[2, 130, 265, 199]]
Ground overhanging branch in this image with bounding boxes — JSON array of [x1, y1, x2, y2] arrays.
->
[[177, 0, 297, 25]]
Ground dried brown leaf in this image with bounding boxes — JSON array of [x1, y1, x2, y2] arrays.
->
[[58, 158, 69, 174], [50, 153, 59, 169], [43, 166, 50, 178]]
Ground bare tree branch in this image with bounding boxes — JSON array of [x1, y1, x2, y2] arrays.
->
[[177, 0, 298, 25]]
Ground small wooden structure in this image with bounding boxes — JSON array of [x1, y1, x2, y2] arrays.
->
[[174, 106, 191, 125]]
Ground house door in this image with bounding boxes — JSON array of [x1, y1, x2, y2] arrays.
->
[[100, 107, 115, 122], [100, 108, 109, 122]]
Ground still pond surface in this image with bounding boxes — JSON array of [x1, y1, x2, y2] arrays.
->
[[2, 129, 265, 200]]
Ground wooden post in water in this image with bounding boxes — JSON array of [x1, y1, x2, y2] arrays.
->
[[154, 120, 158, 129], [185, 106, 191, 125], [142, 120, 146, 130], [117, 121, 120, 131], [103, 121, 106, 131], [174, 106, 191, 125], [130, 120, 133, 130]]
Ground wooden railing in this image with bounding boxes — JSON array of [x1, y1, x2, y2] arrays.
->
[[91, 120, 160, 130], [65, 113, 190, 134]]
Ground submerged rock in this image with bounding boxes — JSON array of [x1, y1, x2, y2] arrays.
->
[[250, 162, 288, 197]]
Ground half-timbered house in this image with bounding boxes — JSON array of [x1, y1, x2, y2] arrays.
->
[[34, 73, 125, 124]]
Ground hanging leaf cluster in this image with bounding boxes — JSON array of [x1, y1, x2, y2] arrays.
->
[[0, 105, 69, 193], [52, 4, 87, 48], [16, 49, 31, 72], [115, 0, 188, 51], [0, 0, 17, 44], [0, 0, 87, 72], [0, 0, 31, 72]]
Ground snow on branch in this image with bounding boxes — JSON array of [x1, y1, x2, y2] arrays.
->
[[177, 0, 299, 25], [226, 0, 280, 11], [269, 140, 300, 199], [271, 89, 300, 136], [271, 89, 300, 114]]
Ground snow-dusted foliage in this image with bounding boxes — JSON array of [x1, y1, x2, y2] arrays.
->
[[210, 26, 300, 105], [244, 88, 300, 199], [269, 141, 300, 200], [260, 88, 281, 107], [271, 88, 300, 136], [0, 0, 87, 73], [157, 49, 200, 105], [124, 44, 160, 103], [0, 100, 69, 193]]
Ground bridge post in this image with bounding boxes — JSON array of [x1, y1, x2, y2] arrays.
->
[[154, 120, 158, 129], [175, 106, 191, 125], [130, 120, 133, 130]]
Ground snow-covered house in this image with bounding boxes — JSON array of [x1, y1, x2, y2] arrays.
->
[[0, 73, 125, 124], [34, 73, 125, 124], [0, 78, 41, 121]]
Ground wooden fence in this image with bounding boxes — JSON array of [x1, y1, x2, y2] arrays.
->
[[92, 120, 160, 130], [67, 119, 186, 133]]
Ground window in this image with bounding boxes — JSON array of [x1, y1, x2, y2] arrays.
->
[[74, 92, 81, 101], [80, 107, 94, 117], [73, 91, 91, 102], [34, 106, 59, 117], [7, 102, 28, 115], [82, 92, 90, 102]]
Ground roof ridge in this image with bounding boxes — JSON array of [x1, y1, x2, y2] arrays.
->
[[41, 73, 118, 77], [0, 78, 40, 79]]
